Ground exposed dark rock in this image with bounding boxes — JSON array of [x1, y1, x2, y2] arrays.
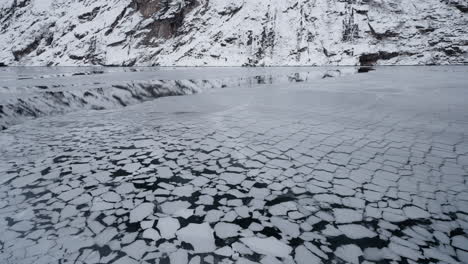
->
[[359, 51, 401, 66], [368, 23, 399, 40], [12, 38, 41, 61], [78, 7, 101, 21], [358, 67, 375, 73]]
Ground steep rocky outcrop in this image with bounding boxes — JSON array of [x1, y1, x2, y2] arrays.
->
[[0, 0, 467, 66]]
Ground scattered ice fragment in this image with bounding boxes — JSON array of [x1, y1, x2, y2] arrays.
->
[[452, 235, 468, 251], [295, 245, 322, 264], [101, 192, 121, 202], [333, 209, 362, 224], [338, 224, 377, 239], [176, 223, 216, 253], [157, 217, 180, 239], [214, 222, 241, 238], [122, 240, 148, 259], [129, 203, 154, 223], [170, 250, 188, 264], [122, 163, 141, 173], [95, 227, 118, 246], [335, 244, 363, 264], [215, 246, 233, 257], [157, 167, 173, 178], [116, 183, 135, 194], [174, 209, 194, 219], [161, 200, 191, 215], [240, 237, 292, 258], [403, 206, 430, 219], [220, 172, 246, 185], [142, 228, 161, 241]]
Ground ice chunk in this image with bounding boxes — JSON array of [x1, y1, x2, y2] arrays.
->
[[333, 209, 362, 224], [129, 203, 154, 223], [172, 185, 194, 197], [116, 183, 135, 194], [176, 223, 216, 253], [157, 167, 173, 178], [95, 227, 118, 246], [220, 172, 246, 185], [295, 245, 321, 264], [338, 224, 377, 239], [122, 163, 141, 173], [157, 217, 180, 239], [101, 192, 121, 203], [452, 235, 468, 251], [335, 244, 363, 264], [270, 217, 300, 237], [161, 200, 191, 215], [142, 228, 161, 241], [174, 209, 194, 219], [403, 206, 430, 219], [170, 250, 188, 264], [240, 237, 292, 257], [214, 222, 240, 238], [215, 246, 233, 256], [122, 240, 148, 259]]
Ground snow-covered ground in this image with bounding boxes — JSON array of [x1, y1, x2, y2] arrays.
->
[[0, 66, 468, 264]]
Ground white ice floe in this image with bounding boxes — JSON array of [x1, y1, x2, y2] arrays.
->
[[157, 167, 174, 178], [142, 228, 161, 241], [214, 222, 241, 239], [337, 224, 377, 239], [170, 250, 188, 264], [174, 209, 194, 219], [129, 203, 154, 223], [333, 209, 362, 224], [452, 235, 468, 251], [122, 163, 141, 173], [269, 202, 296, 216], [115, 183, 135, 194], [101, 192, 121, 203], [160, 201, 191, 215], [95, 227, 118, 246], [270, 217, 300, 238], [172, 185, 194, 197], [335, 244, 363, 264], [122, 240, 148, 259], [157, 217, 180, 239], [295, 245, 322, 264], [176, 223, 216, 253], [403, 206, 430, 219], [220, 172, 246, 185], [240, 237, 292, 258]]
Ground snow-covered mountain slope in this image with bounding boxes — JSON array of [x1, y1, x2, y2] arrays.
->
[[0, 0, 467, 66]]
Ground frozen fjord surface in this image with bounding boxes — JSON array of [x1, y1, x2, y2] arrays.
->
[[0, 66, 468, 264], [0, 66, 357, 130]]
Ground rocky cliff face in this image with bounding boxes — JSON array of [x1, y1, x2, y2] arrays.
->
[[0, 0, 467, 66]]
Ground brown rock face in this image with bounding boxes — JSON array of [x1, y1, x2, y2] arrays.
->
[[133, 0, 200, 42], [133, 0, 164, 18]]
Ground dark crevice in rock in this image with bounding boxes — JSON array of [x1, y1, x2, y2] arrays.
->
[[78, 7, 101, 21], [12, 38, 41, 61], [368, 23, 399, 40], [359, 51, 414, 66]]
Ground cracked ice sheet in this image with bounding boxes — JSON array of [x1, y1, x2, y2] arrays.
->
[[0, 66, 468, 264]]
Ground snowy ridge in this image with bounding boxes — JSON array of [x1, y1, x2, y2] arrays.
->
[[0, 0, 467, 66], [0, 67, 357, 129]]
